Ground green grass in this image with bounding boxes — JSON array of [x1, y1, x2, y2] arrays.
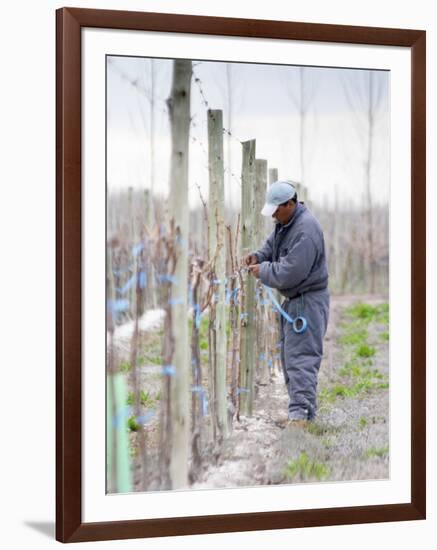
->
[[119, 360, 131, 373], [120, 353, 162, 370], [372, 369, 384, 379], [140, 354, 162, 366], [376, 303, 389, 325], [379, 331, 390, 342], [365, 446, 389, 458], [355, 344, 376, 358], [344, 302, 377, 321], [339, 361, 364, 378], [306, 422, 339, 437], [344, 302, 389, 324], [359, 416, 368, 428], [321, 376, 388, 402], [319, 388, 336, 404], [339, 328, 368, 346], [330, 384, 352, 398], [126, 390, 155, 407], [322, 301, 389, 403], [127, 415, 140, 432], [350, 379, 375, 394], [283, 452, 330, 481]]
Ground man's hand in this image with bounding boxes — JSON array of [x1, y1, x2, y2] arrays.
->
[[248, 263, 261, 279], [242, 253, 258, 267]]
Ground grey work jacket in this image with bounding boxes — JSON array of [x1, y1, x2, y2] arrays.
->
[[252, 202, 328, 298]]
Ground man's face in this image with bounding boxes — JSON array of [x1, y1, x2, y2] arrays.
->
[[272, 200, 294, 225]]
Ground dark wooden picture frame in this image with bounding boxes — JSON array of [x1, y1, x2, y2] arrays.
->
[[56, 6, 426, 543]]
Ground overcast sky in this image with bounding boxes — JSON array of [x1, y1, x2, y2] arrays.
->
[[107, 56, 390, 210]]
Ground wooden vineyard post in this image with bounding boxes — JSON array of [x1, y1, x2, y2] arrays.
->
[[207, 109, 229, 439], [268, 167, 278, 185], [267, 167, 278, 251], [189, 259, 203, 478], [239, 139, 256, 416], [267, 167, 282, 377], [254, 159, 269, 387], [254, 159, 267, 244], [227, 221, 240, 421], [166, 59, 192, 489]]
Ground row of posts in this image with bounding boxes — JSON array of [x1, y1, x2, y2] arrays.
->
[[108, 59, 308, 492]]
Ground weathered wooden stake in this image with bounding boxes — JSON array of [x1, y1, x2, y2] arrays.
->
[[189, 259, 203, 479], [268, 168, 278, 185], [254, 159, 269, 387], [227, 222, 240, 417], [166, 59, 192, 489], [267, 167, 284, 376], [207, 109, 229, 440], [239, 139, 256, 416]]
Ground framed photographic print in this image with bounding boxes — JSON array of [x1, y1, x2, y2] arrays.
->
[[56, 6, 426, 543]]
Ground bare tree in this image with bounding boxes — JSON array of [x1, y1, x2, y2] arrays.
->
[[284, 66, 316, 200], [342, 70, 387, 294]]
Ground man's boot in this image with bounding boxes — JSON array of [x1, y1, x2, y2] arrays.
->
[[274, 416, 308, 429]]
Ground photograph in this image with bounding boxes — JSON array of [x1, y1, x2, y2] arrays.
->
[[1, 0, 431, 547], [105, 54, 391, 494]]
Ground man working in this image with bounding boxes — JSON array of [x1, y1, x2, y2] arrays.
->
[[243, 180, 329, 427]]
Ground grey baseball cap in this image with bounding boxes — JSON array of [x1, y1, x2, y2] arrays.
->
[[261, 180, 297, 216]]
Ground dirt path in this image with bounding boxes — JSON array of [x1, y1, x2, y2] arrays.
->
[[190, 294, 389, 488]]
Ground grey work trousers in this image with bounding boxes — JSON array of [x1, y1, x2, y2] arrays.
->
[[279, 288, 330, 420]]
